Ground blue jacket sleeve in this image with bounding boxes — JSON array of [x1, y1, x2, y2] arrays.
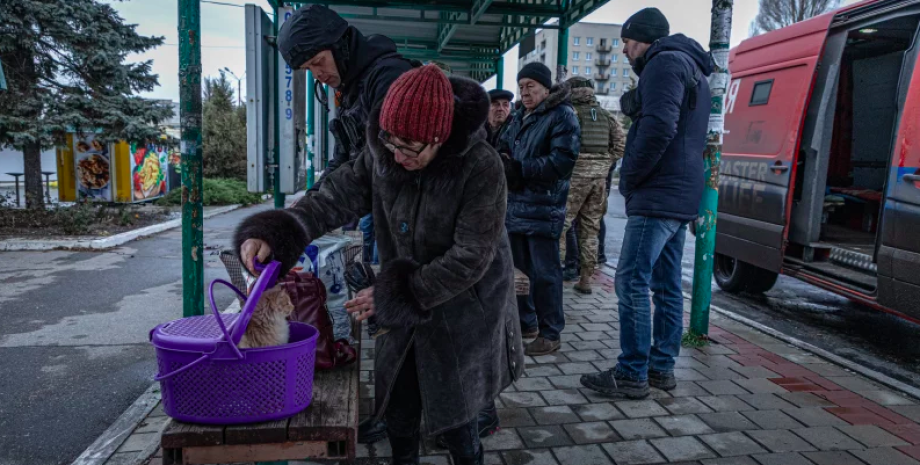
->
[[520, 106, 581, 183], [620, 54, 687, 193]]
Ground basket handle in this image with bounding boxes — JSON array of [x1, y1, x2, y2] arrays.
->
[[154, 353, 209, 381], [208, 279, 246, 360], [153, 278, 247, 382], [228, 259, 281, 346]]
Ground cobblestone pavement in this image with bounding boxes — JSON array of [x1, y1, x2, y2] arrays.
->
[[132, 269, 920, 465], [355, 270, 920, 465]]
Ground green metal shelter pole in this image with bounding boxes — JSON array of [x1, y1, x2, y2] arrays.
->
[[179, 0, 204, 317], [689, 0, 734, 339], [0, 57, 7, 91], [556, 23, 569, 83], [495, 57, 504, 90], [272, 4, 286, 209], [306, 71, 315, 189]]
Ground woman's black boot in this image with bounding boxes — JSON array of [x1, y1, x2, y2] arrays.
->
[[388, 431, 421, 465]]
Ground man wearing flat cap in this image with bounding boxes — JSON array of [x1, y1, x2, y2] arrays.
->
[[486, 89, 514, 148]]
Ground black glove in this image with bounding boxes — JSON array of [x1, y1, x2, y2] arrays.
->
[[344, 261, 376, 294], [620, 88, 641, 119], [502, 156, 526, 192]]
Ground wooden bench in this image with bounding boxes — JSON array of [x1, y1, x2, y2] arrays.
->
[[160, 318, 361, 464]]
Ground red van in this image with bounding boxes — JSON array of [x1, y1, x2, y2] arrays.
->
[[715, 0, 920, 321]]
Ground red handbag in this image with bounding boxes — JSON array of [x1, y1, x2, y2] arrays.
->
[[279, 270, 357, 370]]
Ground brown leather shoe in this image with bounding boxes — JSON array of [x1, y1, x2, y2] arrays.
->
[[525, 337, 561, 356]]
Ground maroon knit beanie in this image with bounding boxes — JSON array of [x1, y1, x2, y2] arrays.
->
[[380, 64, 454, 145]]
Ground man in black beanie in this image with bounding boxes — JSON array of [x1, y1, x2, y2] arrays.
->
[[581, 8, 713, 399], [278, 5, 415, 187], [499, 61, 581, 356]]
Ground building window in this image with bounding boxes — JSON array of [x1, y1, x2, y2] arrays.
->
[[613, 38, 620, 47], [573, 52, 579, 60], [586, 37, 594, 45], [600, 38, 607, 46], [573, 37, 580, 45], [586, 52, 592, 61], [572, 66, 579, 74], [612, 54, 618, 63], [585, 67, 592, 75], [623, 68, 629, 77], [611, 82, 616, 90]]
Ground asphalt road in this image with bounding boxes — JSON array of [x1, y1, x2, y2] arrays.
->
[[0, 203, 272, 465], [602, 188, 920, 389]]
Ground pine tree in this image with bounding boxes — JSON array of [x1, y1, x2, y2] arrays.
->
[[202, 73, 247, 180], [0, 0, 172, 209]]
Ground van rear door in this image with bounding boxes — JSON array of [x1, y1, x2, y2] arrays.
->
[[720, 14, 835, 272], [879, 22, 920, 318]]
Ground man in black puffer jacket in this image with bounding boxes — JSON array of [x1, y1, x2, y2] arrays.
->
[[499, 62, 581, 357], [581, 8, 712, 400], [278, 4, 415, 186]]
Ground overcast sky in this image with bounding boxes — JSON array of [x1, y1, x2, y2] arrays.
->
[[108, 0, 863, 100]]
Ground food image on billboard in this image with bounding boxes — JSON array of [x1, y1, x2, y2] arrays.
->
[[131, 144, 167, 200], [74, 133, 113, 202]]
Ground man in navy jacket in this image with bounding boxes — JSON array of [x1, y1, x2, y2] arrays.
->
[[581, 8, 712, 399]]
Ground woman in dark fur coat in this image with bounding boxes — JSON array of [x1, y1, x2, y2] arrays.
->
[[234, 64, 524, 465]]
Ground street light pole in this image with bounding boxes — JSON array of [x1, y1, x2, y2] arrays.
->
[[222, 67, 245, 108]]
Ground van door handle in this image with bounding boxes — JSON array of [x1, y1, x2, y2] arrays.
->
[[904, 174, 920, 184], [771, 163, 790, 173]]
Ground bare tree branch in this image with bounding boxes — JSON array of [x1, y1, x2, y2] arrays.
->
[[750, 0, 841, 36]]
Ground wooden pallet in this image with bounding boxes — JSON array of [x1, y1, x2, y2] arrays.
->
[[161, 320, 361, 465]]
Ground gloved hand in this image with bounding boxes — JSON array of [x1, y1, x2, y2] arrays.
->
[[501, 156, 526, 192]]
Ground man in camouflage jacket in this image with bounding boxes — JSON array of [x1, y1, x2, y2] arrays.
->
[[561, 77, 625, 294]]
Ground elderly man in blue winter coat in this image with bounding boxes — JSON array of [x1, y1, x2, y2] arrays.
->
[[581, 8, 712, 399], [499, 62, 581, 357]]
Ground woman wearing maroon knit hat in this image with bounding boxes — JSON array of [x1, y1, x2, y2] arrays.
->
[[234, 64, 524, 464]]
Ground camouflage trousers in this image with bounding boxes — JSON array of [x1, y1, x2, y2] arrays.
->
[[561, 176, 607, 272]]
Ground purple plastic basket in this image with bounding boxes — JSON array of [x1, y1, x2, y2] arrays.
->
[[150, 260, 318, 424]]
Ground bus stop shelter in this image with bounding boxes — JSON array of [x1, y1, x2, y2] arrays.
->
[[176, 0, 612, 316]]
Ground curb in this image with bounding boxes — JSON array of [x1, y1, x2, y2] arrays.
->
[[0, 204, 241, 251], [70, 384, 161, 465], [702, 296, 920, 401], [602, 263, 920, 400]]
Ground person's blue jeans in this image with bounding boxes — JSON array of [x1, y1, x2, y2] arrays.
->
[[358, 214, 378, 264], [615, 216, 688, 381], [510, 233, 565, 341]]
